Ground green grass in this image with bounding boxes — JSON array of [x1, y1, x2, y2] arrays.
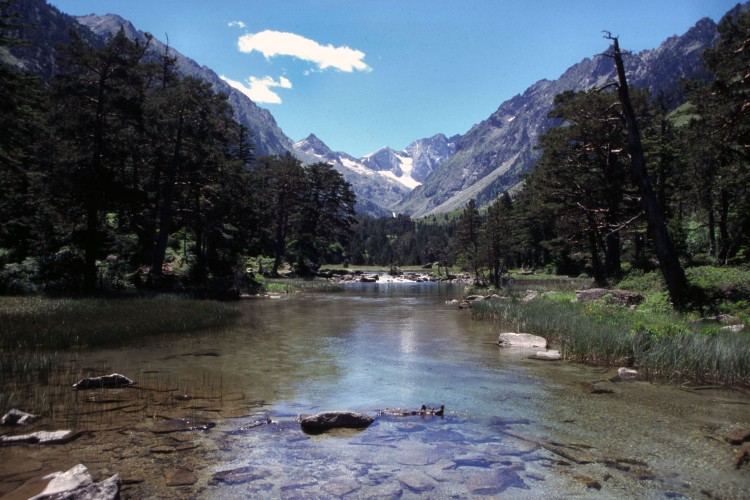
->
[[471, 293, 750, 386], [260, 277, 345, 294], [0, 295, 239, 350]]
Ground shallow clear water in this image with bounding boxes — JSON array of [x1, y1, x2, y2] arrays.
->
[[3, 283, 750, 498]]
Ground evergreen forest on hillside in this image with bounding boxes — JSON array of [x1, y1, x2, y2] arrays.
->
[[1, 1, 749, 313]]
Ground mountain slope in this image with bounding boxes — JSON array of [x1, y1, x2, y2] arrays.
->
[[396, 17, 720, 217], [75, 13, 295, 158]]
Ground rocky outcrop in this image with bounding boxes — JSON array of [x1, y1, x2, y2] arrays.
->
[[72, 373, 135, 390], [497, 333, 547, 349], [299, 411, 374, 433]]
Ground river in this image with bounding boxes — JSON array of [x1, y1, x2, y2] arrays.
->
[[1, 282, 749, 498]]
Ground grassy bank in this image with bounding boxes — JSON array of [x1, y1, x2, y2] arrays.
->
[[471, 292, 750, 387], [257, 277, 345, 294], [0, 295, 239, 350]]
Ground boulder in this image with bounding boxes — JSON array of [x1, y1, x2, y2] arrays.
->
[[521, 290, 538, 302], [575, 288, 643, 307], [1, 408, 37, 426], [72, 373, 135, 390], [529, 350, 561, 361], [28, 464, 120, 500], [299, 411, 374, 433], [498, 333, 547, 349]]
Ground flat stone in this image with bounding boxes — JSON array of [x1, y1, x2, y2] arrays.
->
[[396, 471, 434, 493], [73, 373, 135, 390], [497, 333, 547, 349], [0, 459, 43, 477], [572, 473, 601, 489], [150, 417, 215, 434], [211, 466, 267, 485], [467, 469, 526, 495], [0, 430, 80, 445], [529, 350, 561, 361], [165, 468, 197, 487]]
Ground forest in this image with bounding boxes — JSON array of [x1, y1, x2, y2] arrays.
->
[[1, 3, 749, 310], [0, 9, 356, 296]]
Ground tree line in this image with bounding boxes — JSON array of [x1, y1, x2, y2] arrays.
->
[[0, 11, 356, 295], [450, 10, 749, 304]]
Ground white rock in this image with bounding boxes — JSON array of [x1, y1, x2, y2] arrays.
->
[[530, 350, 561, 361], [497, 333, 547, 349], [617, 367, 638, 380]]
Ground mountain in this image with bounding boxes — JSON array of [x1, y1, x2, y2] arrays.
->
[[293, 134, 409, 217], [293, 132, 459, 216], [359, 133, 458, 188], [396, 16, 721, 217], [75, 13, 297, 158]]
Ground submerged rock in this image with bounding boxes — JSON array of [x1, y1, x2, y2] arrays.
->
[[726, 428, 750, 445], [1, 408, 37, 426], [150, 417, 216, 434], [577, 382, 614, 395], [24, 464, 120, 500], [72, 373, 135, 390], [498, 333, 547, 349], [298, 411, 374, 433]]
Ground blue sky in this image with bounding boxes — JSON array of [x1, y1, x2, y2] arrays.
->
[[48, 0, 740, 157]]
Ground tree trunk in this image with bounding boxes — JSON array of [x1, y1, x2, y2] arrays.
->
[[150, 111, 183, 278], [610, 36, 689, 309]]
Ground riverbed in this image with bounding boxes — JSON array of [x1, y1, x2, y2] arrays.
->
[[1, 282, 749, 498]]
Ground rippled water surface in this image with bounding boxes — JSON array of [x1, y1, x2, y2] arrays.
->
[[2, 283, 750, 498]]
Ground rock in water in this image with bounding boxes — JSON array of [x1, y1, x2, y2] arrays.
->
[[1, 408, 37, 426], [529, 350, 561, 361], [299, 411, 374, 433], [497, 333, 547, 349], [617, 367, 638, 380], [25, 464, 120, 500], [73, 373, 135, 390]]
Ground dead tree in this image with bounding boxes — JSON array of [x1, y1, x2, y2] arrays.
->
[[606, 33, 689, 309]]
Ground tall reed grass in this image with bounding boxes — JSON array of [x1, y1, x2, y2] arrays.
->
[[471, 296, 750, 386], [0, 295, 239, 349]]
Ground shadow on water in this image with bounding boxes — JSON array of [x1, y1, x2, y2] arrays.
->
[[1, 282, 749, 498]]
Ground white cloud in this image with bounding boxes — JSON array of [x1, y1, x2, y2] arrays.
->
[[220, 75, 292, 104], [228, 20, 246, 29], [237, 30, 370, 73]]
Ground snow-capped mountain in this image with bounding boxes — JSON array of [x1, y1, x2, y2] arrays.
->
[[293, 133, 457, 215], [293, 134, 410, 217], [360, 133, 458, 190]]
